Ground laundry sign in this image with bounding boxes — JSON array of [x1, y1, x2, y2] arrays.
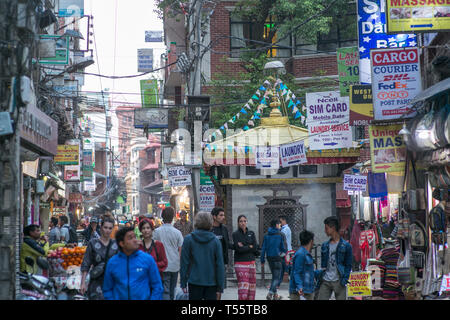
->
[[168, 166, 192, 187], [343, 174, 368, 191], [347, 272, 372, 297], [280, 140, 307, 167]]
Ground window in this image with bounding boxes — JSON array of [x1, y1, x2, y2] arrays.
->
[[229, 15, 291, 58], [298, 165, 318, 175], [295, 9, 357, 55], [147, 149, 155, 164]]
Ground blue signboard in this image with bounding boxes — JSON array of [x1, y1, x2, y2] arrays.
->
[[357, 0, 416, 84]]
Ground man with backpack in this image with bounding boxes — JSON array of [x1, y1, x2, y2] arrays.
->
[[59, 215, 78, 244]]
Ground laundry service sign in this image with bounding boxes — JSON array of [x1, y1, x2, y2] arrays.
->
[[306, 91, 353, 150], [280, 140, 307, 167]]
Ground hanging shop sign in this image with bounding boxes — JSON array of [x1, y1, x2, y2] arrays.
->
[[140, 79, 159, 108], [38, 35, 70, 65], [280, 140, 307, 167], [369, 123, 406, 173], [168, 166, 192, 187], [58, 0, 84, 17], [439, 274, 450, 295], [83, 174, 96, 192], [199, 169, 215, 212], [337, 47, 360, 97], [255, 146, 280, 170], [349, 85, 374, 126], [344, 174, 368, 191], [137, 49, 154, 73], [145, 31, 163, 43], [306, 91, 353, 150], [54, 145, 79, 165], [386, 1, 450, 33], [357, 0, 416, 84], [371, 47, 421, 120], [22, 159, 40, 178], [134, 108, 168, 129], [68, 193, 82, 203], [52, 206, 66, 216], [347, 272, 372, 297], [64, 165, 80, 181]]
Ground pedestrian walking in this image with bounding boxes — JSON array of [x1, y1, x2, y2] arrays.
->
[[82, 217, 100, 244], [80, 217, 119, 300], [153, 207, 184, 300], [48, 217, 61, 246], [211, 206, 231, 297], [289, 230, 321, 300], [174, 210, 193, 237], [103, 227, 163, 300], [279, 215, 292, 286], [180, 211, 224, 300], [138, 218, 168, 279], [317, 216, 353, 300], [260, 219, 286, 300], [232, 215, 258, 300]]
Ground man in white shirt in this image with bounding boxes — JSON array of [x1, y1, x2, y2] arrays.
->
[[153, 207, 184, 300], [279, 215, 292, 286]]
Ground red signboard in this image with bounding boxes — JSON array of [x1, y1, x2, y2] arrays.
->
[[69, 193, 82, 203]]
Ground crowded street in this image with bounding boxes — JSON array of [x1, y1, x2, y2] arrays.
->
[[0, 0, 450, 303]]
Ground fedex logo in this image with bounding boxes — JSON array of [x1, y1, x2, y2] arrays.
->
[[383, 74, 410, 81], [378, 82, 407, 90]]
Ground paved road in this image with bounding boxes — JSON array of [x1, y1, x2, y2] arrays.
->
[[221, 281, 291, 300]]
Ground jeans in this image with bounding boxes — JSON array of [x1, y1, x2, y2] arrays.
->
[[289, 292, 314, 300], [268, 260, 282, 294], [162, 271, 178, 300], [318, 280, 347, 300], [279, 260, 287, 286], [188, 283, 217, 300]]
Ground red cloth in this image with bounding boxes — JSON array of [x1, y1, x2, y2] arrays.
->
[[234, 262, 256, 300], [360, 238, 370, 270], [350, 223, 362, 263], [139, 240, 168, 276]]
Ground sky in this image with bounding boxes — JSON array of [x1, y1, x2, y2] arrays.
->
[[82, 0, 165, 107]]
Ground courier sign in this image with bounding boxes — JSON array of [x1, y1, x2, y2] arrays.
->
[[372, 50, 418, 65]]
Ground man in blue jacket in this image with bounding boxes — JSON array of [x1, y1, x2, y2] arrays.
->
[[260, 219, 286, 300], [103, 227, 163, 300], [318, 216, 352, 300]]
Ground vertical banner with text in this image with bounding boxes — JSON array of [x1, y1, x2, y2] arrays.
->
[[337, 47, 360, 97], [369, 123, 406, 173]]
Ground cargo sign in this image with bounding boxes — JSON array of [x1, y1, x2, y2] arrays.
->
[[280, 140, 307, 167], [54, 145, 79, 165], [369, 123, 406, 172], [168, 166, 192, 187], [306, 91, 353, 150], [344, 174, 368, 191], [347, 272, 372, 297], [349, 85, 374, 125], [357, 0, 416, 84], [386, 0, 450, 33], [371, 47, 421, 120], [337, 47, 360, 96], [255, 146, 280, 169]]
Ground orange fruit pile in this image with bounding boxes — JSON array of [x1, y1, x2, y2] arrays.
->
[[61, 246, 87, 269]]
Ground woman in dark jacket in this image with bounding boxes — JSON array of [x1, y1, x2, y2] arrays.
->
[[138, 219, 168, 279], [232, 215, 258, 300]]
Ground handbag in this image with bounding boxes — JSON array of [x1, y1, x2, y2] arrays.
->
[[90, 240, 113, 279]]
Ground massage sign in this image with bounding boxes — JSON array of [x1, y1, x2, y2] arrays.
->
[[371, 47, 422, 120], [306, 91, 353, 150], [369, 123, 406, 173]]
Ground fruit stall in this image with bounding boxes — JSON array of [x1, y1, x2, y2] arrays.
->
[[47, 245, 87, 291]]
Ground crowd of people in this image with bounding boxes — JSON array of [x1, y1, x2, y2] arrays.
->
[[20, 206, 353, 300]]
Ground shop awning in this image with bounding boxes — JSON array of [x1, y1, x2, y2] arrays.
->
[[409, 77, 450, 106], [143, 179, 163, 194], [142, 162, 159, 171]]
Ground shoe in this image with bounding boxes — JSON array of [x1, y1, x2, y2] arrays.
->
[[266, 293, 273, 300], [273, 294, 283, 300]]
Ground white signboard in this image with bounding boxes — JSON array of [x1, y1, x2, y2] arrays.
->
[[59, 0, 84, 17], [168, 166, 192, 187], [137, 49, 153, 72], [255, 146, 280, 169], [371, 47, 421, 120], [344, 174, 367, 191], [280, 140, 307, 167], [83, 174, 96, 192], [306, 91, 353, 150], [145, 31, 163, 42], [199, 184, 215, 212]]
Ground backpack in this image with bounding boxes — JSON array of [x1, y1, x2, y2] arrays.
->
[[63, 225, 78, 244]]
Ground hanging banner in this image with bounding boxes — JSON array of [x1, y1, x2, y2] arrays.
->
[[369, 123, 406, 172], [255, 146, 280, 169], [347, 272, 372, 297], [357, 0, 416, 84], [344, 174, 368, 191], [68, 193, 82, 203], [52, 206, 66, 216], [38, 35, 70, 65], [386, 1, 450, 33], [306, 91, 353, 150], [145, 31, 163, 42], [83, 174, 96, 192], [168, 166, 192, 187], [58, 0, 84, 17], [349, 85, 373, 126], [337, 47, 360, 97], [371, 47, 421, 120], [54, 145, 79, 165], [140, 79, 159, 108], [199, 184, 215, 213], [137, 48, 154, 72], [64, 165, 80, 181], [280, 140, 307, 167]]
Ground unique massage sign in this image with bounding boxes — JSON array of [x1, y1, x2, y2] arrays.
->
[[347, 272, 372, 297], [369, 123, 406, 173], [371, 47, 422, 120], [306, 91, 353, 150]]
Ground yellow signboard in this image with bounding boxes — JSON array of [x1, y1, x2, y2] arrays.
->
[[386, 0, 450, 33], [369, 123, 406, 173], [147, 204, 153, 213], [347, 272, 372, 297], [54, 145, 79, 165]]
